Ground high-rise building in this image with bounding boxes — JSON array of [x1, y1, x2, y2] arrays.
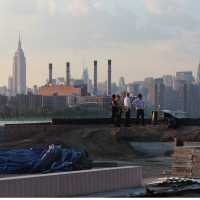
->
[[74, 79, 84, 86], [154, 78, 164, 84], [17, 84, 24, 94], [196, 62, 200, 86], [6, 90, 13, 98], [57, 77, 65, 85], [46, 79, 56, 86], [1, 86, 7, 95], [98, 81, 107, 95], [180, 83, 199, 117], [87, 79, 92, 95], [162, 75, 174, 88], [144, 77, 154, 92], [164, 86, 180, 111], [26, 88, 32, 95], [139, 86, 148, 105], [127, 83, 139, 97], [149, 83, 165, 111], [119, 77, 126, 92], [174, 80, 186, 91], [111, 82, 118, 94], [176, 71, 193, 83], [33, 85, 39, 95], [12, 35, 26, 95], [80, 68, 89, 84], [134, 81, 145, 87], [8, 76, 13, 93]]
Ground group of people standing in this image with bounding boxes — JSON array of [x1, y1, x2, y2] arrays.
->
[[111, 92, 145, 128]]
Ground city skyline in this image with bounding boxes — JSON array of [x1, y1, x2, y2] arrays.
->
[[0, 0, 200, 88], [4, 35, 200, 90]]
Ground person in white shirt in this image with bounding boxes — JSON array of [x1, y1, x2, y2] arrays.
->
[[132, 93, 145, 126], [124, 92, 132, 127]]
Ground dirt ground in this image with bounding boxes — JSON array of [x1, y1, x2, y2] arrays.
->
[[1, 124, 200, 161]]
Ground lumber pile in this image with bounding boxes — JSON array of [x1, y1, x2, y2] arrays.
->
[[172, 146, 200, 178]]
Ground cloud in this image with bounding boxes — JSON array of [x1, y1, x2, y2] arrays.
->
[[66, 0, 94, 15], [94, 3, 105, 12], [0, 0, 38, 15], [142, 0, 200, 30], [1, 0, 200, 88], [49, 1, 56, 15], [142, 0, 186, 14]]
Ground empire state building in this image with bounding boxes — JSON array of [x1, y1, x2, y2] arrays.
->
[[12, 35, 26, 94]]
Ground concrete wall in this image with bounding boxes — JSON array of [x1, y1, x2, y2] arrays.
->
[[0, 166, 142, 197], [52, 118, 200, 126], [0, 126, 4, 143], [129, 141, 200, 155], [52, 118, 152, 125]]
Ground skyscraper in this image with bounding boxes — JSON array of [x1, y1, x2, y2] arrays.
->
[[149, 83, 165, 111], [119, 77, 126, 92], [176, 71, 193, 83], [12, 35, 26, 95], [162, 75, 174, 88], [197, 62, 200, 86], [80, 68, 89, 84], [180, 83, 199, 117]]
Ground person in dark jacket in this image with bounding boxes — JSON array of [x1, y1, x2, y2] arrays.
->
[[115, 94, 123, 127], [111, 94, 117, 127]]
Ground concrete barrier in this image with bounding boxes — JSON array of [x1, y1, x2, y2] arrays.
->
[[52, 118, 152, 125], [0, 166, 142, 197], [0, 126, 4, 143], [129, 142, 200, 155]]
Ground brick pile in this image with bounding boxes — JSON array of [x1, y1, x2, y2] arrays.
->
[[172, 146, 200, 178]]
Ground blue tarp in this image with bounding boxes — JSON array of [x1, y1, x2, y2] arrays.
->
[[0, 145, 93, 174]]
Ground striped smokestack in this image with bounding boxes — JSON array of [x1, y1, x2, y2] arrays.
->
[[107, 60, 111, 96], [66, 62, 70, 86], [49, 63, 52, 85]]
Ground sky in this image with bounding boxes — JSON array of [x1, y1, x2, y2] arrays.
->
[[1, 0, 200, 88]]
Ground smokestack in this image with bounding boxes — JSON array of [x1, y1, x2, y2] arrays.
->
[[107, 60, 111, 96], [93, 61, 97, 96], [49, 63, 52, 85], [66, 62, 70, 86]]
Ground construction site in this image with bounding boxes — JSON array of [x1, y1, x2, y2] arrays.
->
[[0, 119, 200, 197]]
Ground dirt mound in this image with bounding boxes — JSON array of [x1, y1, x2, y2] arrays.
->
[[1, 125, 200, 161]]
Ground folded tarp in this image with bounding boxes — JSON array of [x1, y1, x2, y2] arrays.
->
[[0, 145, 93, 174]]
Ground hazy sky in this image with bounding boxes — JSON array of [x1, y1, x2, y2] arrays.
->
[[1, 0, 200, 88]]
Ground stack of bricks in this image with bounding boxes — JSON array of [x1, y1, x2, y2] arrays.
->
[[172, 146, 200, 178]]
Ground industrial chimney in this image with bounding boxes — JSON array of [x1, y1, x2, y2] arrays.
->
[[49, 63, 52, 85], [93, 61, 97, 96], [107, 60, 111, 96], [66, 62, 70, 86]]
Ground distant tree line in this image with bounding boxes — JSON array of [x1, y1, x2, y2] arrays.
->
[[0, 106, 110, 118]]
